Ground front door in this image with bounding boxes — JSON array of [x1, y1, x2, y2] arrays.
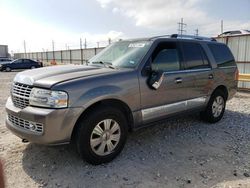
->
[[12, 59, 24, 69], [139, 41, 195, 123]]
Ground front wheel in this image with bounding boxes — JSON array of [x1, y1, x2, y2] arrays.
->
[[200, 90, 226, 123], [5, 67, 11, 72], [75, 106, 128, 165]]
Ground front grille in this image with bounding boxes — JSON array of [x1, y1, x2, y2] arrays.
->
[[11, 82, 32, 109], [8, 114, 43, 134]]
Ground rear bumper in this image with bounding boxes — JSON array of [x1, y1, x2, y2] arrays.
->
[[228, 81, 238, 100], [5, 97, 83, 145]]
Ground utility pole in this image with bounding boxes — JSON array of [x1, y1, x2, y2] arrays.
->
[[80, 38, 83, 65], [178, 18, 187, 37], [23, 40, 27, 58], [195, 28, 199, 36], [52, 40, 55, 51], [97, 42, 100, 48], [52, 40, 55, 60], [80, 39, 82, 49], [221, 20, 224, 34], [108, 38, 111, 45], [84, 38, 87, 49]]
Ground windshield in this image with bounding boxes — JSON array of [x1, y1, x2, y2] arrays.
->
[[88, 40, 152, 69]]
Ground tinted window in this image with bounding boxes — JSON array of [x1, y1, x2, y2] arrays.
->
[[151, 42, 180, 72], [182, 42, 210, 69], [208, 44, 235, 67], [13, 60, 22, 63], [23, 59, 31, 63]]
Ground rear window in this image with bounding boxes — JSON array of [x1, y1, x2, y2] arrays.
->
[[208, 44, 235, 67]]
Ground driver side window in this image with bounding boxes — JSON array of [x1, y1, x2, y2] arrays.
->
[[151, 42, 181, 72], [14, 60, 22, 63]]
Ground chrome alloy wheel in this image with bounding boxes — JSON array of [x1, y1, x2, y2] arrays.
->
[[212, 96, 225, 118], [90, 119, 121, 156]]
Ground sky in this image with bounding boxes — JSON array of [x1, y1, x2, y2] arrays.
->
[[0, 0, 249, 53]]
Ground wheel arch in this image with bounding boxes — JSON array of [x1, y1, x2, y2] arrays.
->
[[212, 85, 228, 100], [71, 99, 134, 141]]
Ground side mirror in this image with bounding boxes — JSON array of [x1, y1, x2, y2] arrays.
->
[[148, 70, 164, 90]]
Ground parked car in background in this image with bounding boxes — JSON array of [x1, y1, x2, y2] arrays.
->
[[0, 58, 41, 71], [0, 57, 12, 64]]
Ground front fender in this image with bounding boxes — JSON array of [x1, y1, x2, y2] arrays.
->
[[72, 85, 125, 108]]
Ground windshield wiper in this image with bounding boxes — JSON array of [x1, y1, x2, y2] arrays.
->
[[91, 61, 116, 69]]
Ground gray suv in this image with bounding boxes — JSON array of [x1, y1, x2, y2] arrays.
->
[[6, 34, 238, 164]]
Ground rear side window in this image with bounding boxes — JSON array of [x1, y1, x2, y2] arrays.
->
[[24, 59, 32, 64], [208, 44, 235, 67], [182, 42, 210, 69]]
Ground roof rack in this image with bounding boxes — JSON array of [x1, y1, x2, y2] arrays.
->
[[150, 35, 171, 40], [170, 34, 217, 42]]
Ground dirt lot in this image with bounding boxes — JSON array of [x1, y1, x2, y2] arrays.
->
[[0, 71, 250, 188]]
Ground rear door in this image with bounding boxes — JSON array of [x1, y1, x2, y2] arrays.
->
[[139, 41, 196, 123], [180, 41, 214, 108], [23, 59, 32, 68]]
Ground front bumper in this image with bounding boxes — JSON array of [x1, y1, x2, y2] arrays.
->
[[5, 97, 83, 145]]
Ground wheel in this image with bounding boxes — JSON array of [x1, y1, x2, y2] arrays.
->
[[200, 90, 226, 123], [31, 66, 36, 69], [5, 67, 11, 72], [75, 106, 128, 165]]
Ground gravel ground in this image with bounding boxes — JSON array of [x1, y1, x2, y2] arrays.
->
[[0, 71, 250, 188]]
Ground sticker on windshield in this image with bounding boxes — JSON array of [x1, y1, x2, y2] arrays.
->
[[129, 60, 135, 64], [128, 43, 146, 48]]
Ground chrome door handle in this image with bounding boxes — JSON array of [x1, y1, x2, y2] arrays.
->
[[208, 74, 214, 79], [175, 78, 182, 84]]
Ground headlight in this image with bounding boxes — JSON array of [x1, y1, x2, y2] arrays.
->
[[29, 88, 68, 108], [0, 64, 2, 68]]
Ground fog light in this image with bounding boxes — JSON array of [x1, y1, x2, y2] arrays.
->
[[29, 123, 36, 130]]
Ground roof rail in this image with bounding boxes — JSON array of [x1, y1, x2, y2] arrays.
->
[[149, 35, 171, 40], [170, 34, 217, 42]]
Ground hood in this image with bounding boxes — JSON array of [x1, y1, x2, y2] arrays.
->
[[14, 65, 116, 88], [0, 61, 11, 65]]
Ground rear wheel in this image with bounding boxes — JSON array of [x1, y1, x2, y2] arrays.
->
[[200, 90, 226, 123], [5, 67, 11, 72], [75, 106, 128, 165]]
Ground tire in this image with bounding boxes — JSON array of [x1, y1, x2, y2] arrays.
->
[[31, 66, 36, 69], [5, 67, 11, 72], [200, 90, 226, 123], [75, 106, 128, 165]]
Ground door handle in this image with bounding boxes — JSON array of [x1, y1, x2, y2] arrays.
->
[[175, 78, 182, 84], [208, 74, 214, 79]]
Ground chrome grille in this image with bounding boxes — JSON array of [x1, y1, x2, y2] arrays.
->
[[8, 114, 43, 134], [11, 82, 32, 109]]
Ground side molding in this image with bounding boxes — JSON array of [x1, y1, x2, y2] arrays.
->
[[141, 96, 207, 121]]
